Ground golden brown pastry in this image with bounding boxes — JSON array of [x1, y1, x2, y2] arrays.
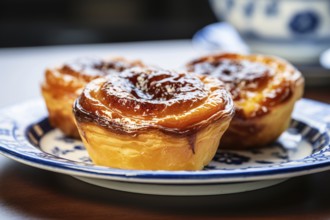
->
[[73, 67, 234, 170], [41, 57, 144, 138], [186, 53, 304, 149]]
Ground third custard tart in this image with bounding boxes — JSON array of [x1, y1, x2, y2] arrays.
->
[[73, 67, 234, 171], [186, 53, 304, 149], [41, 57, 144, 138]]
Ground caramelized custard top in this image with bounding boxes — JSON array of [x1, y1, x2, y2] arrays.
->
[[42, 57, 144, 97], [61, 57, 141, 80], [74, 67, 234, 135], [186, 53, 303, 119]]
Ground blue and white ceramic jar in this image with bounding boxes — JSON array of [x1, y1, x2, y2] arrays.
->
[[210, 0, 330, 63]]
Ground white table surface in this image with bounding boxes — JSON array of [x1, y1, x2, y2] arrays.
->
[[0, 40, 203, 108]]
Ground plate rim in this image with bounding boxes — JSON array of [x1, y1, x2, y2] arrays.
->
[[0, 98, 329, 184]]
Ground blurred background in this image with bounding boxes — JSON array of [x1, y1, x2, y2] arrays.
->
[[1, 0, 330, 89], [0, 0, 216, 48]]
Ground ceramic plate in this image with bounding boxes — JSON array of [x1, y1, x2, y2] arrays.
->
[[0, 99, 329, 196]]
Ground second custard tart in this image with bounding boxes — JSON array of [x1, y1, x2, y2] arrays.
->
[[73, 67, 234, 170], [186, 53, 304, 149], [41, 57, 144, 138]]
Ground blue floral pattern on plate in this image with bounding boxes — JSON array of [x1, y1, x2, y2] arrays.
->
[[0, 99, 329, 184], [289, 11, 320, 34]]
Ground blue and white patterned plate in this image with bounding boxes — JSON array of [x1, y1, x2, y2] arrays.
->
[[0, 99, 329, 195]]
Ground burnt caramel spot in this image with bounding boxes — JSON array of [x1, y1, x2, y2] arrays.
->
[[187, 133, 197, 154], [60, 57, 143, 81], [73, 67, 234, 137], [99, 68, 208, 117], [43, 57, 145, 99], [187, 54, 296, 119], [188, 59, 272, 100]]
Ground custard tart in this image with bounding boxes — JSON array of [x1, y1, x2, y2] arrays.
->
[[73, 67, 234, 170], [186, 53, 304, 149], [41, 57, 144, 138]]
